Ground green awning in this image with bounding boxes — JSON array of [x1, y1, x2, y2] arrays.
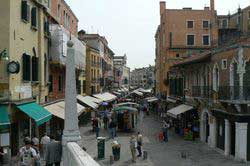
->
[[0, 105, 10, 126], [17, 102, 52, 126]]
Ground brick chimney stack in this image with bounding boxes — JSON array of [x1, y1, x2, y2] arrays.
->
[[160, 1, 166, 15], [210, 0, 214, 12]]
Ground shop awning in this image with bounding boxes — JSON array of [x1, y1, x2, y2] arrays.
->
[[0, 105, 10, 126], [131, 90, 143, 96], [44, 101, 85, 120], [77, 95, 99, 109], [137, 88, 152, 93], [17, 102, 52, 126], [112, 91, 121, 96], [166, 97, 176, 103], [167, 104, 193, 119], [147, 97, 158, 103], [115, 102, 139, 107], [113, 106, 138, 113], [93, 92, 117, 102]]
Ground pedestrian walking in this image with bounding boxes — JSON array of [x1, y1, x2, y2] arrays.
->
[[103, 114, 109, 130], [136, 132, 143, 157], [108, 119, 116, 139], [32, 138, 41, 166], [40, 133, 50, 160], [129, 135, 137, 163], [94, 117, 101, 138], [45, 135, 62, 166], [162, 121, 170, 142], [19, 138, 38, 166]]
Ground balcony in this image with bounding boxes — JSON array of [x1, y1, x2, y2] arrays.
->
[[218, 86, 250, 102]]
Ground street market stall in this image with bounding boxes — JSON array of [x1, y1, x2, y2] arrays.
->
[[112, 106, 138, 132]]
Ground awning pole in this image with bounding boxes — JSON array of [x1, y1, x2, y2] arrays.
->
[[29, 118, 32, 139]]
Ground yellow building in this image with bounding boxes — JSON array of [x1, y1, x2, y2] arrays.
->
[[0, 0, 53, 156], [85, 46, 102, 95]]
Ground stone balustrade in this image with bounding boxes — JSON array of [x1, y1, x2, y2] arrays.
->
[[65, 142, 100, 166]]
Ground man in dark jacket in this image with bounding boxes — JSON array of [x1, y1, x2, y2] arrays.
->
[[45, 135, 62, 166]]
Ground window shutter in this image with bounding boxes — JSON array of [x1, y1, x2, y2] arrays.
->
[[31, 7, 37, 27], [27, 4, 30, 22], [32, 57, 39, 81], [23, 53, 31, 81], [21, 1, 27, 21]]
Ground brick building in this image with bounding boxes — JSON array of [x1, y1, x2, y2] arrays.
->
[[155, 0, 218, 97], [166, 4, 250, 162]]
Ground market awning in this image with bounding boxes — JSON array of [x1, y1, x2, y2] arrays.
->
[[131, 90, 143, 96], [17, 102, 52, 126], [44, 101, 85, 120], [115, 102, 139, 107], [113, 106, 138, 113], [93, 92, 117, 102], [167, 104, 193, 119], [166, 97, 176, 103], [0, 105, 10, 126], [77, 95, 99, 109], [112, 91, 121, 96], [137, 88, 152, 93], [147, 97, 158, 103]]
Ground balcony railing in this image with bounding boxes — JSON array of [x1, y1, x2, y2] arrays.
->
[[192, 86, 213, 99], [218, 86, 250, 101]]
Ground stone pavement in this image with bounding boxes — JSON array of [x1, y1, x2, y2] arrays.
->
[[79, 124, 154, 166], [80, 112, 249, 166], [141, 114, 249, 166]]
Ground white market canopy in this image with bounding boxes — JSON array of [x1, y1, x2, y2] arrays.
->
[[131, 90, 143, 96], [137, 88, 152, 93], [167, 104, 193, 119], [115, 102, 139, 107], [166, 97, 177, 103], [77, 95, 101, 109], [93, 92, 117, 102], [146, 97, 158, 103], [112, 91, 122, 96], [44, 101, 85, 120]]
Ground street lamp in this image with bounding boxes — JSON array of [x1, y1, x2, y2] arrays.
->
[[0, 49, 9, 61]]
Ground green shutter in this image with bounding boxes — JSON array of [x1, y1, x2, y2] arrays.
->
[[21, 1, 27, 21], [31, 7, 37, 27]]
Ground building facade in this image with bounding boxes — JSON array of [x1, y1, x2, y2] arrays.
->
[[130, 66, 155, 89], [167, 4, 250, 162], [155, 0, 218, 97], [78, 31, 114, 94], [113, 54, 130, 88]]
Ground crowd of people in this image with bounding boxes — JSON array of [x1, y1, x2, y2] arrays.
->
[[18, 133, 62, 166]]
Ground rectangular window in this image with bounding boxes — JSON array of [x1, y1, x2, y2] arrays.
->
[[187, 21, 194, 28], [31, 7, 37, 27], [22, 53, 31, 81], [222, 19, 228, 28], [202, 35, 210, 46], [58, 75, 62, 91], [248, 11, 250, 19], [187, 35, 195, 46], [222, 59, 227, 69], [32, 56, 39, 81], [57, 4, 61, 18], [49, 75, 53, 92], [203, 20, 209, 29], [21, 1, 30, 22]]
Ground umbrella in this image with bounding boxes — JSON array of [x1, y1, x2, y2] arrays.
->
[[101, 102, 109, 106], [113, 106, 138, 113]]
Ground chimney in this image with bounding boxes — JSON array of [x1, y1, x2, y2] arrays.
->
[[210, 0, 214, 11], [160, 1, 166, 15]]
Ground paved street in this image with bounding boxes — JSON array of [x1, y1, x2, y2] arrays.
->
[[80, 112, 249, 166]]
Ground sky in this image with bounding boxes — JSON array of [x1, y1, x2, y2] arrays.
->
[[65, 0, 250, 70]]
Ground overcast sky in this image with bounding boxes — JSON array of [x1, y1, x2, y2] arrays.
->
[[65, 0, 249, 70]]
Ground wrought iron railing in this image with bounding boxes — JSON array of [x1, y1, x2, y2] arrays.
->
[[192, 86, 213, 99], [218, 86, 250, 101]]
